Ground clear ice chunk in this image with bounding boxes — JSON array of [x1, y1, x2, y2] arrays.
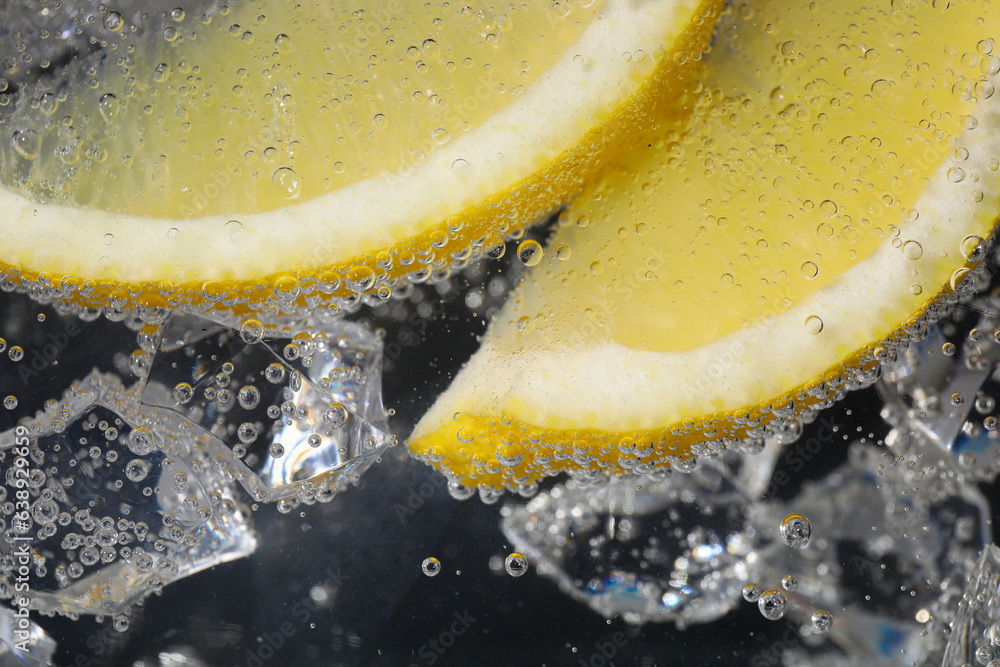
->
[[0, 604, 56, 666], [940, 544, 1000, 667], [879, 318, 1000, 483], [0, 372, 256, 617], [502, 457, 758, 627], [752, 440, 989, 666], [141, 314, 393, 502]]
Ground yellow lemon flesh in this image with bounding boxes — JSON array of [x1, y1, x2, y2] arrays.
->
[[410, 0, 1000, 490], [0, 0, 721, 312]]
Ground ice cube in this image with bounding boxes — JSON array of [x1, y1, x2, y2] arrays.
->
[[752, 440, 989, 665], [0, 372, 256, 617], [503, 456, 758, 627], [141, 314, 393, 502], [940, 544, 1000, 667]]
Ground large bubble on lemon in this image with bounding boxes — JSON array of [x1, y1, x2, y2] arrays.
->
[[409, 0, 1000, 490]]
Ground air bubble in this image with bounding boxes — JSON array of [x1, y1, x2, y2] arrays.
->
[[421, 557, 441, 577], [452, 159, 471, 178], [901, 240, 923, 260], [421, 39, 440, 58], [781, 575, 798, 591], [483, 236, 505, 260], [103, 11, 124, 32], [98, 94, 120, 122], [12, 130, 40, 160], [3, 395, 16, 410], [431, 128, 451, 145], [346, 267, 375, 293], [800, 261, 818, 279], [961, 235, 985, 261], [240, 318, 264, 344], [237, 423, 258, 444], [272, 168, 301, 199], [811, 610, 833, 633], [173, 382, 194, 403], [804, 315, 823, 335], [125, 459, 149, 482], [517, 240, 543, 266], [238, 385, 260, 410], [779, 513, 811, 548], [323, 403, 349, 429], [742, 584, 761, 602], [505, 552, 528, 577], [758, 590, 787, 620], [265, 363, 286, 383], [127, 427, 157, 456], [870, 79, 893, 97]]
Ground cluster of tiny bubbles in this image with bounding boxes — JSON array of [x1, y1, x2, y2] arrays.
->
[[757, 590, 787, 620], [779, 513, 811, 549], [421, 557, 442, 577], [504, 552, 528, 577]]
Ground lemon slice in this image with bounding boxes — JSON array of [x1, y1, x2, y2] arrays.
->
[[409, 0, 1000, 489], [0, 0, 722, 311]]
